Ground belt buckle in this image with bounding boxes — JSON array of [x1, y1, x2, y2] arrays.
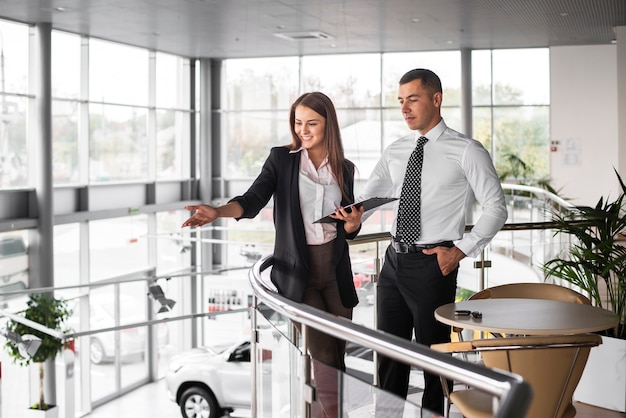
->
[[395, 241, 409, 253]]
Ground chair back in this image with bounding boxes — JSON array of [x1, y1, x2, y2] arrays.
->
[[473, 333, 602, 418], [470, 283, 591, 305]]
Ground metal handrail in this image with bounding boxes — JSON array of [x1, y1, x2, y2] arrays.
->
[[248, 254, 533, 418]]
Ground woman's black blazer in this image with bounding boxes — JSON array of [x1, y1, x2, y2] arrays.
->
[[230, 146, 359, 308]]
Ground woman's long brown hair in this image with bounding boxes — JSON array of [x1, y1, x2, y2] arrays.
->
[[288, 92, 351, 199]]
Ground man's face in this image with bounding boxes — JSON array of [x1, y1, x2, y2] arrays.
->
[[397, 79, 442, 133]]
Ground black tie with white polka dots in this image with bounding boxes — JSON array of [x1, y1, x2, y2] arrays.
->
[[397, 136, 428, 244]]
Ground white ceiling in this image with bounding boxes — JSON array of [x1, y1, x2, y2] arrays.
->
[[0, 0, 624, 59]]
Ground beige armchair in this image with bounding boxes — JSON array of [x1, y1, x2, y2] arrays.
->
[[431, 333, 602, 418]]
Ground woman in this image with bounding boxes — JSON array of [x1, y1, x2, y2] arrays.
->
[[182, 91, 363, 418]]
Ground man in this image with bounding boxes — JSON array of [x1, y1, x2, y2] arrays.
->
[[357, 68, 508, 415]]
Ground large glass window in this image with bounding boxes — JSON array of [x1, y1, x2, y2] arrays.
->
[[224, 57, 299, 111], [52, 31, 81, 185], [89, 40, 148, 106], [89, 216, 149, 280], [52, 31, 81, 99], [0, 19, 29, 188], [301, 54, 381, 108], [472, 49, 550, 180], [89, 104, 148, 182], [52, 100, 80, 184]]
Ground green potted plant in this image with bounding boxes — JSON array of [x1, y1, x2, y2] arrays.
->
[[543, 168, 625, 339], [3, 293, 73, 416], [543, 168, 626, 413]]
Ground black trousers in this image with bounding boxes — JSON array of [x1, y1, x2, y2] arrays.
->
[[376, 244, 457, 415]]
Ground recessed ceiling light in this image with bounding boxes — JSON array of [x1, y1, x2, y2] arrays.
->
[[560, 12, 568, 17], [54, 7, 67, 12], [411, 18, 420, 23], [274, 31, 335, 41]]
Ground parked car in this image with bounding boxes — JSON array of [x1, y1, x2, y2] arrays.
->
[[166, 340, 252, 418], [165, 338, 423, 418]]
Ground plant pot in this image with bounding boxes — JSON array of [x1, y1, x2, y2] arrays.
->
[[24, 405, 59, 418], [573, 335, 626, 413]]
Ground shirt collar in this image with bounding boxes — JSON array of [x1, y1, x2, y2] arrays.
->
[[415, 118, 447, 143], [290, 147, 329, 168]]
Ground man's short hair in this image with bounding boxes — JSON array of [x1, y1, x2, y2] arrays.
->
[[399, 69, 442, 94]]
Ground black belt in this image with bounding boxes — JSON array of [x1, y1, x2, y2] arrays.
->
[[390, 238, 453, 254]]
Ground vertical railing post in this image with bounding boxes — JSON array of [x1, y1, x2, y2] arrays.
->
[[301, 324, 313, 418], [250, 294, 258, 417]]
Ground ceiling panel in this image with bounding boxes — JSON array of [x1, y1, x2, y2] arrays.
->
[[0, 0, 623, 58]]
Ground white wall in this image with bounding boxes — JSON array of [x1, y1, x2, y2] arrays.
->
[[550, 45, 620, 206]]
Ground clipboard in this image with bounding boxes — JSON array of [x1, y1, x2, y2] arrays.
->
[[314, 197, 398, 224]]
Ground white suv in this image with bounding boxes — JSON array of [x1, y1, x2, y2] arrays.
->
[[166, 340, 251, 418]]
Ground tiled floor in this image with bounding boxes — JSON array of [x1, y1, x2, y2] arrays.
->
[[84, 379, 623, 418]]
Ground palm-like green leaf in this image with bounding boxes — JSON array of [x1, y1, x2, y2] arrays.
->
[[543, 168, 626, 339]]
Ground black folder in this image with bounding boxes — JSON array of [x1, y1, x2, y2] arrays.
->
[[314, 197, 398, 224]]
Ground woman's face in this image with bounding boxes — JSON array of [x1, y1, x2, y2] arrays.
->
[[294, 105, 326, 153]]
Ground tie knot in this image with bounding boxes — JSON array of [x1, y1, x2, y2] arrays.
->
[[417, 136, 428, 147]]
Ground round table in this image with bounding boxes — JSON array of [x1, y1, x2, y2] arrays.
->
[[434, 298, 619, 335]]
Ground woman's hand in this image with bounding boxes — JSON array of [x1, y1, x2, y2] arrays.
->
[[182, 204, 220, 227], [330, 205, 364, 234]]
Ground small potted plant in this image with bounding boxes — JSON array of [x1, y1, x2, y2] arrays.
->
[[3, 293, 73, 417]]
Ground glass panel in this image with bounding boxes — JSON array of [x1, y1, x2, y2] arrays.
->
[[381, 109, 411, 149], [0, 19, 29, 94], [382, 51, 461, 107], [156, 109, 188, 180], [89, 39, 148, 106], [156, 52, 187, 109], [256, 308, 299, 417], [224, 57, 300, 111], [253, 306, 429, 418], [155, 211, 188, 377], [202, 269, 254, 345], [53, 100, 79, 184], [156, 210, 191, 274], [52, 31, 80, 100], [223, 110, 289, 178], [0, 332, 30, 413], [493, 106, 550, 179], [301, 54, 381, 108], [472, 106, 493, 153], [492, 49, 550, 106], [338, 109, 382, 180], [89, 104, 148, 182], [441, 107, 462, 134], [120, 281, 149, 387], [0, 96, 28, 188], [472, 50, 493, 106], [0, 230, 29, 302], [53, 224, 80, 290], [90, 286, 117, 401], [89, 216, 149, 280]]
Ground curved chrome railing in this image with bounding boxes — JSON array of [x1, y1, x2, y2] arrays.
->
[[248, 254, 532, 418]]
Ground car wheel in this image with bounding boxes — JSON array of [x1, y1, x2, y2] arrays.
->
[[180, 386, 220, 418], [90, 338, 106, 364]]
